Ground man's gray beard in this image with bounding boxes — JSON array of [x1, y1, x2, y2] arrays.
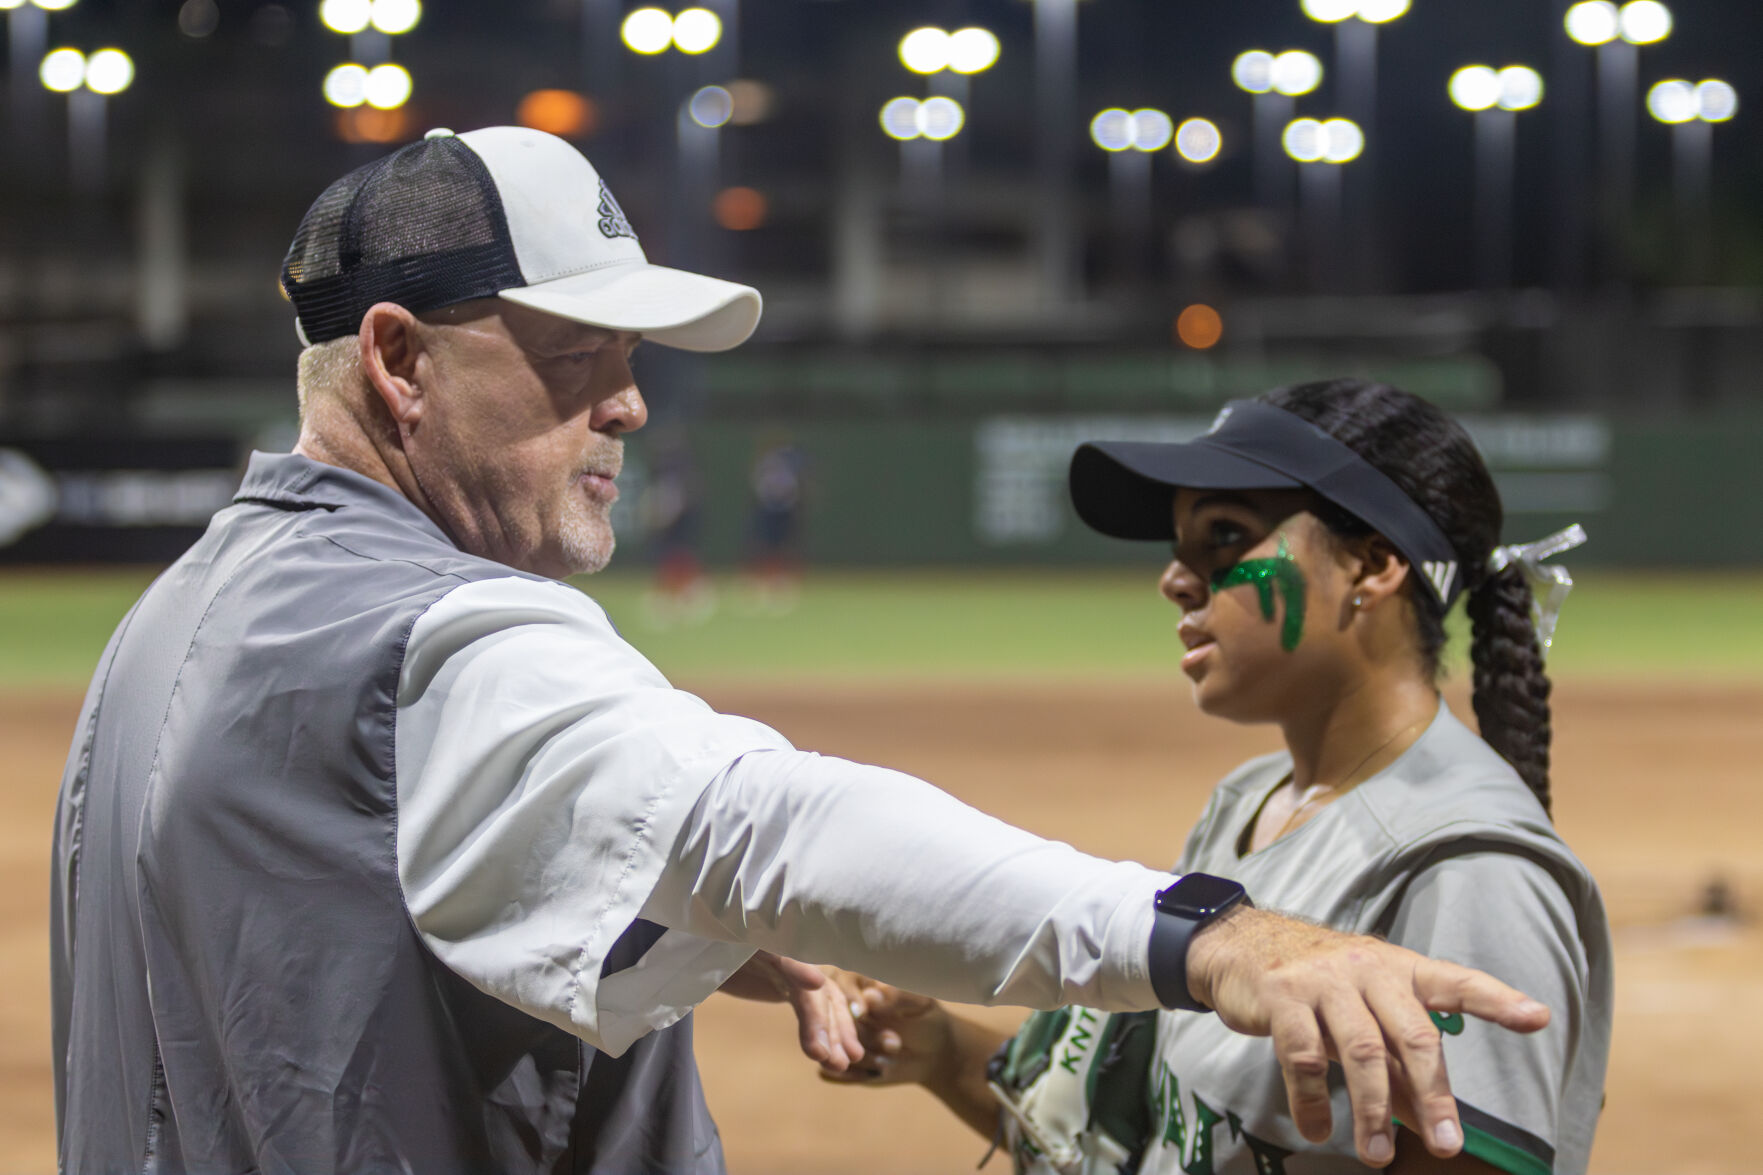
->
[[559, 504, 616, 576]]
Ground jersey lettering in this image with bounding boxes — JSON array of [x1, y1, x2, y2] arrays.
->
[[1152, 1061, 1290, 1175], [1057, 1008, 1101, 1074]]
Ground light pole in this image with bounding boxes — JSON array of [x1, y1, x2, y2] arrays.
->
[[880, 94, 965, 208], [6, 0, 77, 160], [1647, 78, 1736, 282], [39, 44, 132, 194], [1564, 0, 1672, 276], [1449, 65, 1544, 290], [1300, 0, 1406, 288], [1232, 49, 1323, 215], [1282, 116, 1363, 289], [1090, 107, 1173, 284], [1031, 0, 1084, 311]]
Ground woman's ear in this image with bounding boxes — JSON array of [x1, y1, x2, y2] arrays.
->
[[1351, 536, 1411, 609]]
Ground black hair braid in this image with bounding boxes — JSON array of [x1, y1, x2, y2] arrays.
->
[[1259, 379, 1555, 817], [1465, 565, 1554, 814]]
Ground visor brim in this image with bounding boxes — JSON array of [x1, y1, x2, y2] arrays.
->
[[500, 261, 762, 353], [1069, 439, 1305, 540]]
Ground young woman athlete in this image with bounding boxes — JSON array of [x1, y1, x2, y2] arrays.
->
[[817, 381, 1612, 1175]]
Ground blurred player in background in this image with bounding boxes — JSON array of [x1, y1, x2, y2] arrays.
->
[[741, 434, 807, 614], [820, 381, 1612, 1175], [640, 428, 717, 626]]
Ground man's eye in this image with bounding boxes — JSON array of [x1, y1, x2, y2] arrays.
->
[[1209, 520, 1247, 547]]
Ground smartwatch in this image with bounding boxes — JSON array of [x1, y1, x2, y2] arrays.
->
[[1147, 873, 1252, 1012]]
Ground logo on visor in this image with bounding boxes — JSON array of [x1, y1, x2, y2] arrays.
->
[[597, 181, 637, 242], [1422, 560, 1459, 601]]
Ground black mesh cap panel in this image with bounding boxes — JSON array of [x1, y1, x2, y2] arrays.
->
[[281, 136, 526, 344]]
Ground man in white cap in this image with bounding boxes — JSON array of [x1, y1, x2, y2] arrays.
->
[[51, 128, 1547, 1174]]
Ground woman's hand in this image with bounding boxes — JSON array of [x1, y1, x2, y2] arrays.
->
[[816, 973, 955, 1087], [718, 950, 865, 1071]]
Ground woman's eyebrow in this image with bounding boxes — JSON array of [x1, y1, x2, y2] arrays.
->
[[1189, 491, 1256, 514]]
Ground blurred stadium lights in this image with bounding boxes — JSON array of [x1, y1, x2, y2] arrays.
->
[[1648, 77, 1737, 124], [899, 26, 1000, 75], [1282, 116, 1362, 163], [517, 89, 598, 138], [38, 45, 132, 94], [318, 0, 419, 36], [1300, 0, 1409, 24], [1175, 117, 1222, 164], [1450, 65, 1543, 112], [1565, 0, 1670, 45], [10, 0, 78, 9], [324, 61, 408, 108], [620, 5, 723, 57], [878, 95, 964, 141], [1089, 107, 1173, 153], [1232, 49, 1326, 97], [688, 84, 733, 129]]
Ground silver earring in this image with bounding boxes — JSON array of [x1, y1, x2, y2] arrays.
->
[[1352, 594, 1364, 609]]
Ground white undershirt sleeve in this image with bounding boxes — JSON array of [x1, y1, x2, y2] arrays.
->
[[395, 576, 1169, 1058]]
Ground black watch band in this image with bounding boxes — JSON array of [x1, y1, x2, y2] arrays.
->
[[1147, 873, 1252, 1012]]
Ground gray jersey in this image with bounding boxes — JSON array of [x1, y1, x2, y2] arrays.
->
[[1140, 706, 1611, 1175], [999, 706, 1611, 1175]]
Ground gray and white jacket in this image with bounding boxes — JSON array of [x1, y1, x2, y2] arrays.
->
[[52, 452, 1175, 1174]]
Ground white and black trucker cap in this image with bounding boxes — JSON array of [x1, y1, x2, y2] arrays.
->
[[1069, 401, 1467, 606], [281, 126, 761, 352]]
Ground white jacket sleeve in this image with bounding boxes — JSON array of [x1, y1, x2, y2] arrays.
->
[[395, 576, 1168, 1058]]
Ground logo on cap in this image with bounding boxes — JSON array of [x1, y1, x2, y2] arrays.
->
[[597, 181, 637, 242]]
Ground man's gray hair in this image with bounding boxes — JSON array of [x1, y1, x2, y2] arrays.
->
[[296, 336, 361, 420]]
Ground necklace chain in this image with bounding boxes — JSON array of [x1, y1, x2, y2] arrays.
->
[[1270, 712, 1433, 842]]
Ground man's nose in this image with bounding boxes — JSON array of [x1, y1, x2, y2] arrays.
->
[[1160, 560, 1207, 611]]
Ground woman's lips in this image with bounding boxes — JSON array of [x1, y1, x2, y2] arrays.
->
[[1180, 638, 1215, 676]]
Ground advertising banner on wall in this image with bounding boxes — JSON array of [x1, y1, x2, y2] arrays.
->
[[0, 438, 243, 564]]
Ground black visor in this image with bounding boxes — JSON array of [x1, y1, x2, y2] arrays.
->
[[1069, 401, 1466, 606]]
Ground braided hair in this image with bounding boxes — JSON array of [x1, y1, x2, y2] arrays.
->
[[1259, 379, 1554, 817]]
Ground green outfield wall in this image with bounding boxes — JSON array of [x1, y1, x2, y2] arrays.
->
[[614, 413, 1763, 569]]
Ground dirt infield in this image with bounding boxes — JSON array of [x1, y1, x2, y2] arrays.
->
[[3, 677, 1757, 1173]]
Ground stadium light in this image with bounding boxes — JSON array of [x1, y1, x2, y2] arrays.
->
[[1564, 0, 1619, 45], [370, 0, 420, 35], [670, 8, 720, 54], [1089, 107, 1173, 153], [1228, 49, 1323, 96], [319, 0, 370, 34], [82, 47, 132, 94], [1618, 0, 1670, 44], [323, 62, 368, 106], [899, 26, 999, 75], [1271, 50, 1324, 96], [621, 7, 674, 54], [1282, 117, 1362, 164], [878, 95, 965, 142], [1174, 117, 1222, 163], [363, 62, 410, 109], [1648, 78, 1738, 124], [38, 46, 84, 91], [31, 0, 79, 9], [1301, 0, 1408, 23], [1451, 65, 1543, 113], [688, 84, 733, 129], [1232, 50, 1275, 94]]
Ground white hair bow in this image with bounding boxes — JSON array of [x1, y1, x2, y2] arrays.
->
[[1487, 523, 1587, 656]]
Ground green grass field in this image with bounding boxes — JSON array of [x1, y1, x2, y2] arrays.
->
[[1, 566, 1758, 688]]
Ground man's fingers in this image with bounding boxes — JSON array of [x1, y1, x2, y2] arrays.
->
[[1415, 958, 1550, 1032], [1316, 991, 1395, 1167], [1366, 976, 1461, 1158], [1269, 1002, 1335, 1144]]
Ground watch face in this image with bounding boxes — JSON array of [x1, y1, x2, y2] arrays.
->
[[1157, 873, 1246, 919]]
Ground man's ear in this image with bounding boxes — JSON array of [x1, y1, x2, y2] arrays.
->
[[358, 302, 425, 431], [1352, 535, 1412, 609]]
